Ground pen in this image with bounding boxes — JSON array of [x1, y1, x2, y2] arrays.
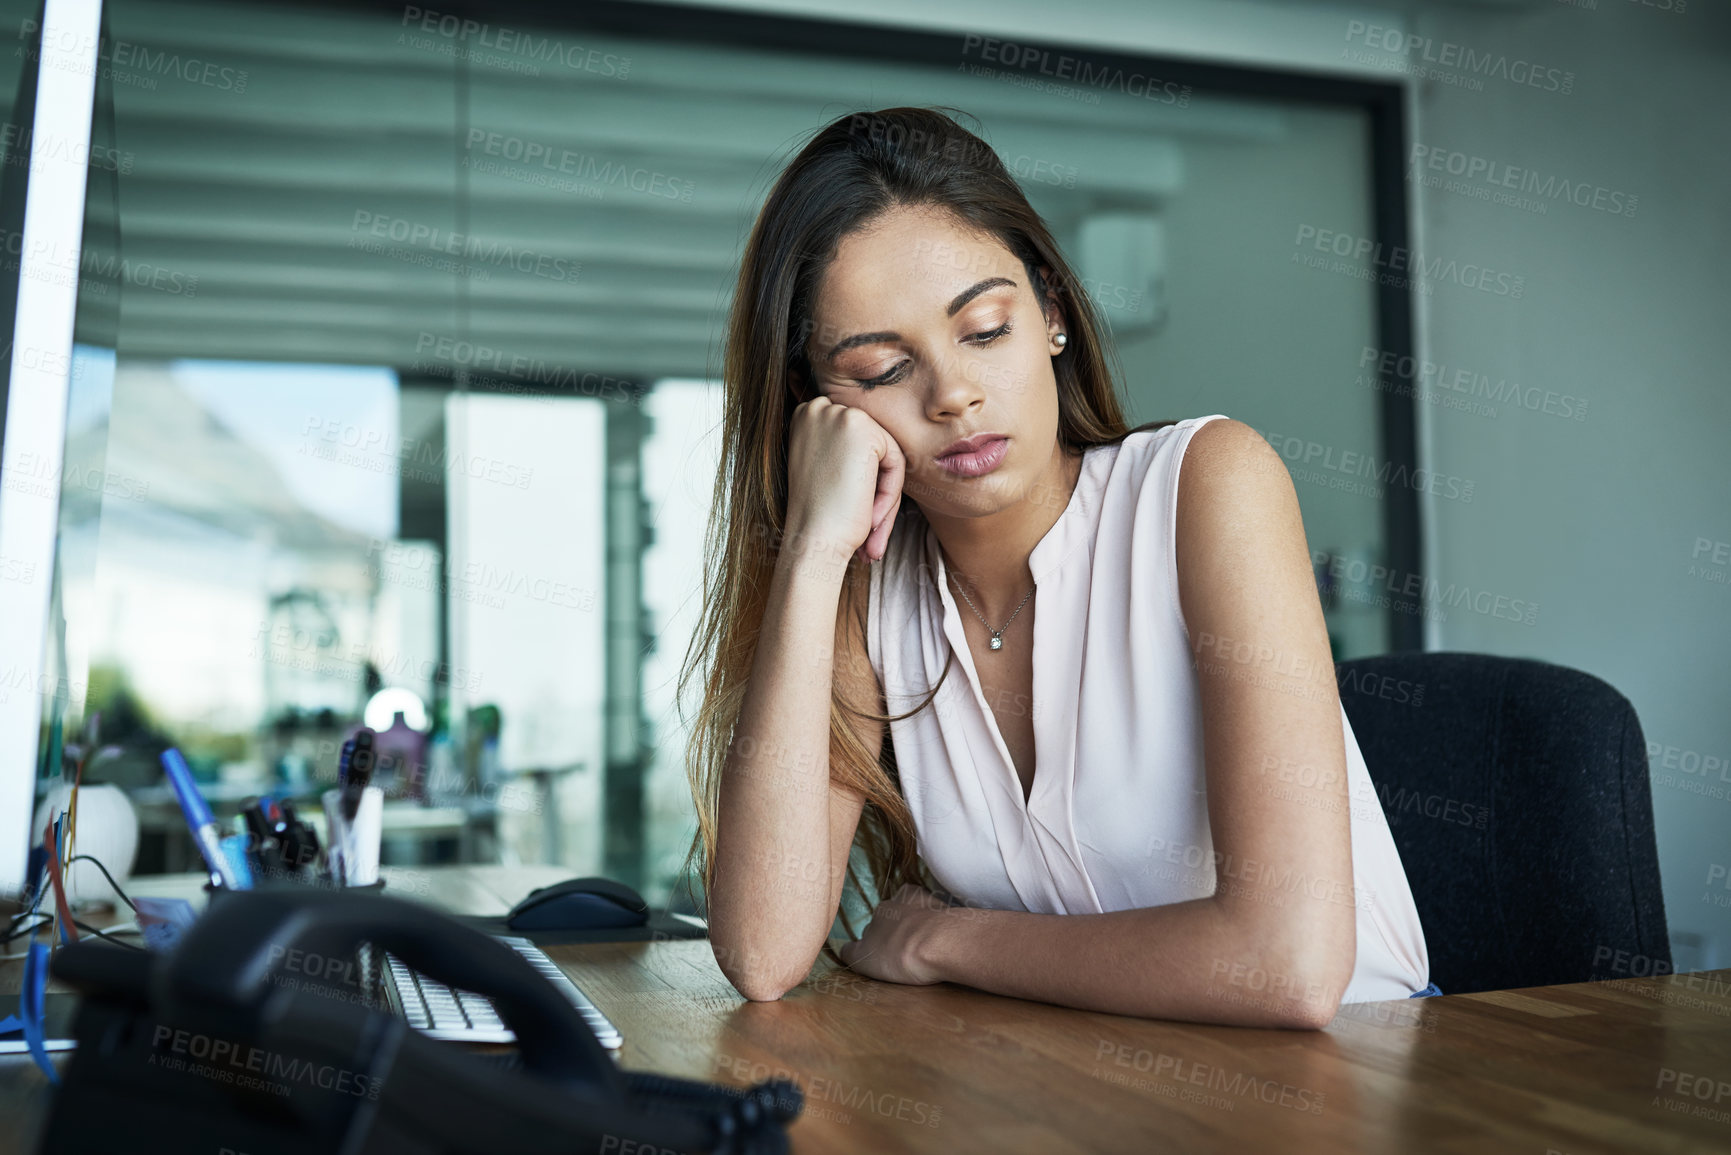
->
[[337, 735, 356, 790], [159, 747, 242, 890], [241, 798, 272, 845], [241, 799, 276, 877], [341, 729, 377, 823], [276, 799, 319, 873]]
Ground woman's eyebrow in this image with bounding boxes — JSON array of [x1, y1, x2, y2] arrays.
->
[[821, 276, 1018, 364]]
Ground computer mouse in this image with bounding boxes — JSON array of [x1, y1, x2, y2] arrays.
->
[[504, 876, 650, 931]]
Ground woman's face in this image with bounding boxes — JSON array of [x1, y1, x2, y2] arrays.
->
[[808, 203, 1067, 518]]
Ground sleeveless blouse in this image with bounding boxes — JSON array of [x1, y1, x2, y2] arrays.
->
[[865, 415, 1430, 1002]]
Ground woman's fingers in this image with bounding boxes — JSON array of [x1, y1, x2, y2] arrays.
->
[[872, 499, 900, 560], [863, 432, 905, 562]]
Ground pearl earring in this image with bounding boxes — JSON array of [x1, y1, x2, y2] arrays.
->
[[1053, 333, 1067, 348]]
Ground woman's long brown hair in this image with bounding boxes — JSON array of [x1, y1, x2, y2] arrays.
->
[[677, 105, 1174, 967]]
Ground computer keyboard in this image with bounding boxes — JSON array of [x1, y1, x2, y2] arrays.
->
[[382, 934, 622, 1050]]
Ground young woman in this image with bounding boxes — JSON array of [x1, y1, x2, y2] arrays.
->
[[680, 106, 1432, 1028]]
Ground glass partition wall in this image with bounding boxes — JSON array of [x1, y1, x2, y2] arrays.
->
[[52, 0, 1413, 909]]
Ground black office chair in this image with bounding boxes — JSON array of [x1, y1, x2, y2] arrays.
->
[[1336, 651, 1670, 995]]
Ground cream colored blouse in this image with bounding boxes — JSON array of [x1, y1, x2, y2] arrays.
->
[[866, 415, 1431, 1002]]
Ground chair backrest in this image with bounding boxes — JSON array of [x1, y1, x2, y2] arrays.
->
[[1336, 651, 1670, 994]]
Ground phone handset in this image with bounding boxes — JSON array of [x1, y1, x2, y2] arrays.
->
[[156, 887, 623, 1093]]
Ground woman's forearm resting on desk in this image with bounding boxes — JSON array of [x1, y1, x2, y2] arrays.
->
[[706, 533, 864, 1003], [837, 882, 1356, 1029]]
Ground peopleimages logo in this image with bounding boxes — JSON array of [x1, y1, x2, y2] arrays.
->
[[1408, 144, 1638, 219], [1250, 425, 1477, 504], [1357, 346, 1589, 422], [0, 220, 197, 298], [17, 20, 251, 93], [410, 332, 647, 406], [0, 662, 88, 708], [0, 120, 133, 174], [302, 413, 535, 490], [399, 5, 631, 77], [1342, 22, 1575, 94], [463, 130, 694, 203], [1293, 225, 1525, 299], [149, 1025, 382, 1100], [959, 35, 1192, 105], [349, 210, 581, 283], [251, 618, 486, 695], [1313, 550, 1539, 627], [1095, 1040, 1326, 1115], [3, 449, 152, 502]]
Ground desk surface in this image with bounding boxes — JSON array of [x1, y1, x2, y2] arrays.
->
[[6, 867, 1730, 1154]]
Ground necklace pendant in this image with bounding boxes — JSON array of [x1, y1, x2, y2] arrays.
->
[[989, 633, 1003, 651]]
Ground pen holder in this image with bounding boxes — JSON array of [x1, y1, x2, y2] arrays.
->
[[340, 878, 387, 895], [322, 786, 385, 887]]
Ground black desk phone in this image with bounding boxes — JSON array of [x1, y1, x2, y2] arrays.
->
[[37, 888, 801, 1154]]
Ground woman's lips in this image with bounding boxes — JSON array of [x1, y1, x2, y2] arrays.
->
[[934, 436, 1009, 478]]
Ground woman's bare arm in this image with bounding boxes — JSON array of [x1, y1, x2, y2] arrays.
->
[[708, 532, 876, 1001]]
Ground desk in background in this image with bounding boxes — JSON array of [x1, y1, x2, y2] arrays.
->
[[5, 867, 1730, 1154]]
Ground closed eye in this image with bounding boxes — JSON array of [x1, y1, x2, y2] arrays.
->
[[857, 322, 1014, 390]]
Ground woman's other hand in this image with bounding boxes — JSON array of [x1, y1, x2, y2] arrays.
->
[[836, 883, 951, 985]]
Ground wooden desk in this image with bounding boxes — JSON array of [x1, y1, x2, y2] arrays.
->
[[6, 869, 1731, 1153], [564, 944, 1731, 1154]]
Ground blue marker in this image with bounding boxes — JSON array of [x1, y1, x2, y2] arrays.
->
[[160, 747, 242, 889]]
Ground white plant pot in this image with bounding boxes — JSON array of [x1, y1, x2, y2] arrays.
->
[[31, 782, 141, 910]]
